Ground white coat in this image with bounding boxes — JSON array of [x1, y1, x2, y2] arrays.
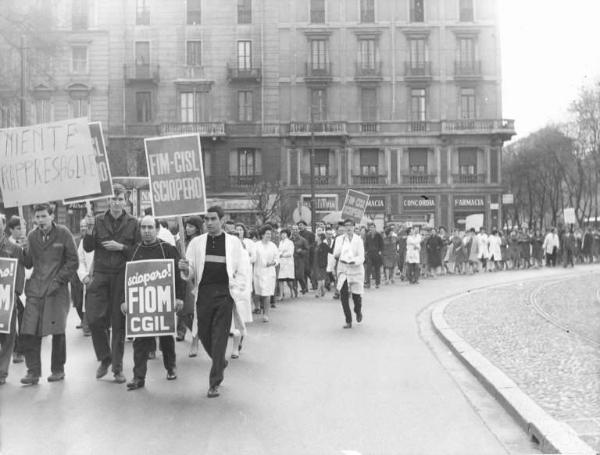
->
[[277, 238, 295, 280], [77, 241, 94, 311], [477, 233, 490, 259], [405, 234, 422, 264], [182, 232, 246, 303], [487, 234, 502, 260], [253, 241, 279, 297], [333, 233, 365, 294], [543, 233, 560, 254], [235, 242, 254, 323]]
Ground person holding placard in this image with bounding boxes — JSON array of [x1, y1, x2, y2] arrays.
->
[[333, 218, 365, 329], [20, 204, 79, 385], [0, 213, 26, 385], [83, 184, 140, 384], [179, 206, 246, 398], [121, 215, 185, 391]]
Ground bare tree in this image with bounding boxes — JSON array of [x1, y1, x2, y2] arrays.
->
[[249, 180, 294, 226]]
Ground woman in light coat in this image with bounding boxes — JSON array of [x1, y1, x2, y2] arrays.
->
[[277, 228, 295, 301], [253, 225, 279, 322], [487, 230, 502, 271], [405, 226, 422, 284]]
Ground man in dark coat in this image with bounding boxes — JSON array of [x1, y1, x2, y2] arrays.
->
[[426, 228, 444, 274], [0, 213, 26, 385], [297, 221, 315, 290], [20, 203, 79, 385], [121, 215, 185, 390], [364, 223, 383, 288], [83, 184, 140, 383], [290, 225, 309, 295]]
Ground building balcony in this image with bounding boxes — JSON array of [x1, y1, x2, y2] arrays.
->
[[176, 65, 206, 80], [452, 173, 487, 184], [124, 64, 160, 84], [301, 174, 338, 186], [160, 122, 226, 137], [404, 61, 432, 80], [454, 60, 482, 79], [360, 122, 379, 133], [289, 121, 347, 136], [227, 123, 282, 137], [347, 121, 442, 135], [304, 62, 333, 82], [402, 174, 437, 185], [226, 65, 261, 83], [442, 119, 516, 138], [228, 175, 262, 190], [354, 62, 383, 81], [109, 124, 160, 136], [409, 121, 431, 132], [351, 175, 387, 185]]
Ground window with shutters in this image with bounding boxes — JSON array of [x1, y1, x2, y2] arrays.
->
[[136, 92, 152, 123], [186, 41, 202, 66], [310, 88, 327, 122], [361, 88, 377, 122], [238, 149, 256, 176], [360, 149, 379, 176], [187, 0, 201, 25], [33, 99, 52, 124], [410, 0, 424, 22], [460, 88, 476, 119], [358, 39, 377, 70], [458, 148, 477, 175], [360, 0, 375, 22], [179, 91, 207, 122], [72, 0, 89, 29], [310, 39, 328, 71], [410, 88, 426, 121], [409, 38, 427, 69], [136, 0, 150, 25], [238, 41, 252, 70], [314, 149, 329, 177], [459, 0, 474, 22], [458, 37, 475, 67], [310, 0, 325, 23], [409, 149, 428, 174], [71, 46, 88, 73], [238, 91, 253, 122], [238, 0, 251, 24], [68, 95, 89, 118]]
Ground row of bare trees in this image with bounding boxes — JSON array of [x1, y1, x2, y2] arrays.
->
[[503, 84, 600, 229]]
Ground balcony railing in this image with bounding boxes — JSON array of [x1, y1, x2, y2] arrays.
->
[[301, 174, 337, 185], [351, 175, 387, 185], [452, 173, 487, 184], [226, 123, 282, 137], [355, 62, 383, 79], [289, 122, 347, 136], [360, 122, 379, 133], [176, 65, 205, 80], [442, 119, 516, 134], [402, 174, 437, 185], [229, 175, 261, 189], [227, 65, 261, 83], [305, 62, 333, 80], [160, 122, 226, 137], [404, 61, 432, 79], [124, 64, 160, 83], [454, 60, 482, 78], [347, 121, 442, 135], [410, 121, 429, 132]]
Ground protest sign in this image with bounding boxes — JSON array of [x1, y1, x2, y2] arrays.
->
[[144, 134, 206, 217], [125, 259, 176, 338], [0, 258, 18, 335], [64, 122, 114, 203], [0, 118, 101, 207], [341, 189, 370, 224], [563, 208, 576, 225]]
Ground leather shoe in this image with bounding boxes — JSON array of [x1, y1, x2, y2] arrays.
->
[[343, 323, 352, 329], [47, 372, 65, 382], [12, 353, 24, 364], [96, 359, 111, 379], [127, 378, 145, 390], [357, 312, 363, 323], [166, 369, 177, 380], [113, 372, 127, 383], [20, 373, 39, 385], [207, 386, 220, 398]]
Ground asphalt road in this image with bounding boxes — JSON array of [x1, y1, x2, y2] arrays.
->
[[0, 269, 561, 455]]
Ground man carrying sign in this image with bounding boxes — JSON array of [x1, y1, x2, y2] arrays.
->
[[121, 215, 185, 391], [0, 213, 25, 385], [83, 183, 140, 383]]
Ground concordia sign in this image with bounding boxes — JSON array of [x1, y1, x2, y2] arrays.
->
[[403, 196, 436, 210]]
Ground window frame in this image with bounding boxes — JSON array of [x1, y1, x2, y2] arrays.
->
[[458, 149, 477, 175], [360, 0, 375, 23], [237, 40, 252, 70], [310, 0, 325, 23], [238, 148, 256, 176], [410, 0, 424, 22], [460, 87, 476, 119], [310, 88, 327, 122], [459, 0, 474, 22], [360, 87, 377, 122], [187, 0, 201, 25], [310, 39, 328, 71], [358, 38, 377, 70], [408, 149, 428, 174], [410, 88, 427, 121], [186, 40, 202, 67], [135, 91, 152, 123], [72, 0, 89, 30], [136, 0, 150, 25], [237, 90, 253, 122], [238, 0, 252, 24], [71, 45, 88, 74]]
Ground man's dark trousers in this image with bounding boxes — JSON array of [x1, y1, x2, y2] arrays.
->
[[339, 280, 361, 324], [20, 333, 66, 377], [196, 283, 233, 388], [365, 252, 382, 286], [86, 271, 125, 374], [132, 336, 175, 380]]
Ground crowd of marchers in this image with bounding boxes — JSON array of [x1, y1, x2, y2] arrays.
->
[[0, 187, 594, 397]]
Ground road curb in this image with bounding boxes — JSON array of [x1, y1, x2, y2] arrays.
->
[[431, 285, 597, 455]]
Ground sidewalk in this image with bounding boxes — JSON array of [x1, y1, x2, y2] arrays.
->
[[432, 265, 600, 454]]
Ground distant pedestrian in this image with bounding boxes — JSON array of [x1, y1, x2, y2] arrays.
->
[[405, 227, 422, 284], [382, 227, 398, 284], [20, 203, 79, 385], [313, 233, 328, 297], [6, 215, 25, 363], [277, 228, 295, 301], [230, 223, 254, 359], [179, 206, 247, 398], [253, 225, 279, 322], [543, 228, 559, 267], [364, 223, 383, 288], [333, 219, 365, 329]]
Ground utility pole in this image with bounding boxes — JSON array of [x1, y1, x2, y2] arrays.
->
[[310, 111, 316, 233]]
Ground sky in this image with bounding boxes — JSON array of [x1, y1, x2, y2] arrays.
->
[[498, 0, 600, 140]]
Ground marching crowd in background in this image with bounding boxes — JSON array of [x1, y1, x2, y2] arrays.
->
[[0, 183, 595, 397]]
